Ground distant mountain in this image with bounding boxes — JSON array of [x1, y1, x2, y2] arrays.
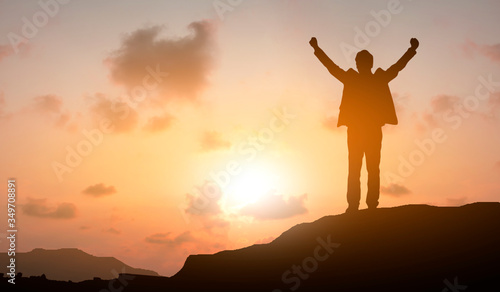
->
[[0, 248, 159, 282], [3, 203, 500, 291]]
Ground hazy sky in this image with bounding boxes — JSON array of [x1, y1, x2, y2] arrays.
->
[[1, 0, 499, 276]]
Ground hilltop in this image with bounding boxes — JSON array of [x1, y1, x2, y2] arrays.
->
[[3, 202, 500, 291]]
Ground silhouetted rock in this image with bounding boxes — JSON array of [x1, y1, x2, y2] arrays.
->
[[3, 203, 499, 291], [171, 202, 500, 291]]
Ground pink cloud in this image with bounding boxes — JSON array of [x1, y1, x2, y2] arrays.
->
[[430, 94, 459, 113], [461, 40, 500, 63], [0, 44, 14, 62], [489, 92, 500, 107], [0, 42, 31, 62], [0, 91, 10, 120]]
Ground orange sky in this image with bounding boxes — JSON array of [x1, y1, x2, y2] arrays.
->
[[1, 0, 500, 276]]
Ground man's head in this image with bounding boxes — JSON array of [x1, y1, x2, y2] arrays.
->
[[355, 50, 373, 72]]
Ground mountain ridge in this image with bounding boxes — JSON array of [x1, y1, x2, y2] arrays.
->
[[0, 247, 159, 282], [3, 202, 499, 291]]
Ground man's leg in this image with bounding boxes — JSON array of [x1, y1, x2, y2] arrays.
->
[[347, 127, 364, 211], [366, 127, 383, 209]]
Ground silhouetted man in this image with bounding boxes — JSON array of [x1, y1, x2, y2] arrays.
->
[[310, 37, 419, 213]]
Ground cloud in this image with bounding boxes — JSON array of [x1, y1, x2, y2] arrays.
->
[[143, 113, 174, 132], [184, 182, 223, 216], [430, 94, 459, 113], [479, 92, 500, 121], [82, 183, 117, 197], [418, 90, 500, 130], [462, 40, 500, 63], [88, 93, 138, 133], [28, 94, 76, 130], [103, 227, 121, 235], [489, 92, 500, 115], [181, 184, 231, 238], [32, 94, 63, 113], [480, 44, 500, 63], [0, 41, 30, 61], [461, 40, 477, 58], [105, 20, 217, 101], [201, 217, 230, 234], [200, 130, 231, 152], [0, 44, 14, 62], [415, 94, 459, 131], [145, 231, 195, 247], [240, 192, 308, 220], [0, 92, 10, 120], [381, 183, 411, 197], [447, 196, 468, 206], [490, 92, 500, 107], [22, 198, 76, 219], [416, 112, 439, 131]]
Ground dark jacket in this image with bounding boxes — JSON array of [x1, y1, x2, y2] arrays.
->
[[314, 47, 416, 127]]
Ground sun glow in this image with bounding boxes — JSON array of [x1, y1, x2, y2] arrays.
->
[[224, 162, 281, 208]]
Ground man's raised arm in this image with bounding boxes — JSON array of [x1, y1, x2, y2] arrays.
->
[[385, 38, 419, 81], [310, 37, 346, 83]]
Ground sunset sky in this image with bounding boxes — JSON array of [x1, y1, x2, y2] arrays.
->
[[1, 0, 500, 276]]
